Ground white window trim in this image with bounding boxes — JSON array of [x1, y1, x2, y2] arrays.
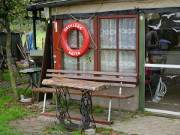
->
[[145, 63, 180, 69]]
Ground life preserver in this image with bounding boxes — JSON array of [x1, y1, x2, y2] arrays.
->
[[61, 22, 90, 57]]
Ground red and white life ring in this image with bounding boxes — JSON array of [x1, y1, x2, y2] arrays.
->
[[61, 22, 90, 57]]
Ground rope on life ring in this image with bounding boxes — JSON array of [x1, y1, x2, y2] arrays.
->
[[61, 22, 90, 57]]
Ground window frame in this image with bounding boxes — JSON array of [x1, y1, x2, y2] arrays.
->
[[58, 15, 139, 74]]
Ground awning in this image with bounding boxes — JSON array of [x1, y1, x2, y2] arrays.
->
[[26, 0, 180, 17], [51, 0, 180, 16], [26, 0, 91, 11]]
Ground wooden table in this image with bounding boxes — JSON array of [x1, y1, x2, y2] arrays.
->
[[19, 68, 41, 91], [42, 77, 111, 130], [19, 68, 41, 100]]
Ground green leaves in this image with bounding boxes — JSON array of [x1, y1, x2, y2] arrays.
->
[[0, 0, 30, 30]]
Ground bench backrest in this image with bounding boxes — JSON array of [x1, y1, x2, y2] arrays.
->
[[46, 69, 137, 88]]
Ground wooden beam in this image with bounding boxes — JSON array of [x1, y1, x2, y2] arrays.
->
[[32, 87, 134, 99], [138, 13, 145, 112], [47, 69, 137, 77], [46, 74, 137, 83], [40, 112, 113, 125]]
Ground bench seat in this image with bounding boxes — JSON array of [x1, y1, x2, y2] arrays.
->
[[32, 87, 134, 99], [34, 69, 138, 122]]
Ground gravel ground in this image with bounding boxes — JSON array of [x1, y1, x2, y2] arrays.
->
[[9, 109, 180, 135], [4, 78, 180, 135]]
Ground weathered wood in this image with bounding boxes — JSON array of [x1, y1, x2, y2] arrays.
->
[[41, 112, 113, 125], [42, 77, 111, 92], [19, 68, 41, 74], [38, 69, 137, 102], [47, 69, 137, 77], [110, 83, 136, 88], [32, 87, 134, 99], [39, 23, 51, 87], [38, 24, 52, 101], [46, 74, 137, 83]]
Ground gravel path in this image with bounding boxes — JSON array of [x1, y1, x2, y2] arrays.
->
[[9, 111, 180, 135], [0, 76, 29, 88], [100, 115, 180, 135]]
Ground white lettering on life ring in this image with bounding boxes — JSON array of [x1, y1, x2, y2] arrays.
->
[[61, 22, 90, 57], [64, 23, 83, 32], [68, 51, 81, 56]]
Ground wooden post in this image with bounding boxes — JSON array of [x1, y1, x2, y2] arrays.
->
[[33, 10, 37, 50], [139, 13, 145, 112]]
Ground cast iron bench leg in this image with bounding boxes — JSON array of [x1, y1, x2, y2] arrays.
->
[[55, 87, 71, 124], [80, 91, 96, 130]]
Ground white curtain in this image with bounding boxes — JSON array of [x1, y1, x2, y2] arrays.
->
[[79, 20, 94, 48], [100, 19, 116, 49], [101, 50, 117, 72], [100, 18, 136, 73], [119, 18, 136, 49], [79, 50, 94, 71], [119, 51, 136, 73]]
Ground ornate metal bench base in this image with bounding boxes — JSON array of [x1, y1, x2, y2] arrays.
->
[[80, 91, 96, 130], [55, 87, 71, 124], [55, 88, 96, 130]]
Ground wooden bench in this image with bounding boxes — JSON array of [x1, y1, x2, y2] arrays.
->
[[32, 69, 137, 121]]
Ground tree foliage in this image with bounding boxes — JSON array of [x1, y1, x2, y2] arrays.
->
[[0, 0, 30, 100], [0, 0, 30, 31]]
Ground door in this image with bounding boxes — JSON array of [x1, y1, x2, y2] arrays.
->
[[145, 12, 180, 115]]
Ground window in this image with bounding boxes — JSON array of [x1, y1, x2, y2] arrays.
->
[[57, 15, 138, 73], [99, 17, 137, 73], [62, 19, 94, 71]]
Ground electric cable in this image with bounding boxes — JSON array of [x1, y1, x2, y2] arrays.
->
[[152, 76, 167, 103]]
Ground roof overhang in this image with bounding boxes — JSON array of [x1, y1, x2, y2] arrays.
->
[[26, 0, 90, 11]]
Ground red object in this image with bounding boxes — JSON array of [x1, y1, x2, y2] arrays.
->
[[145, 79, 149, 83], [53, 20, 61, 70], [145, 67, 152, 83], [145, 67, 152, 75], [61, 22, 90, 57], [41, 112, 113, 125]]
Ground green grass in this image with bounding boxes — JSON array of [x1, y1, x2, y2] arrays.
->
[[0, 69, 22, 82], [19, 88, 32, 98], [141, 111, 151, 117], [117, 130, 128, 135], [36, 31, 46, 49], [0, 87, 32, 134], [0, 69, 11, 82], [21, 31, 46, 50], [69, 103, 80, 109], [94, 107, 104, 116], [49, 124, 86, 135], [0, 69, 28, 82], [72, 130, 85, 135], [96, 127, 113, 133], [121, 113, 137, 122], [19, 79, 28, 84]]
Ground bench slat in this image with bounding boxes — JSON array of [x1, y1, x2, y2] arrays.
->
[[111, 83, 136, 88], [46, 74, 137, 83], [47, 69, 137, 77], [32, 87, 134, 99]]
